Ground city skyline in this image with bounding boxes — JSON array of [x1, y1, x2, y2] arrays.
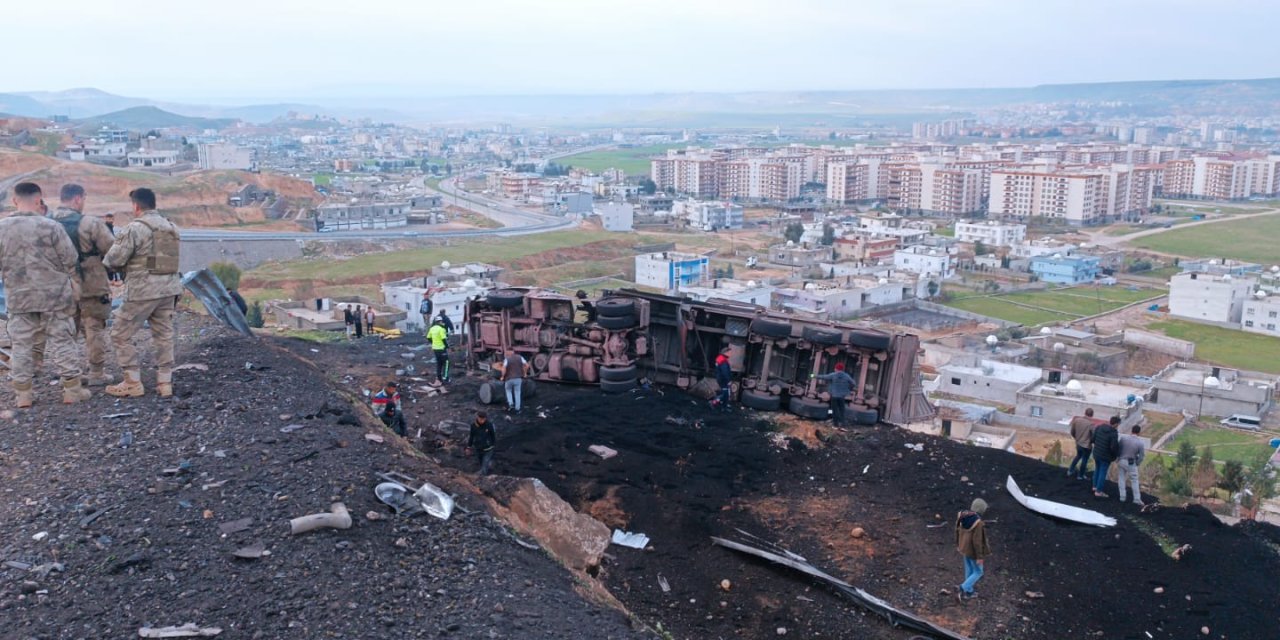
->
[[5, 0, 1279, 102]]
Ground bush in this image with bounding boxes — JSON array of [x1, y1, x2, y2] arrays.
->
[[210, 261, 242, 290], [1045, 440, 1065, 467], [246, 301, 264, 328]]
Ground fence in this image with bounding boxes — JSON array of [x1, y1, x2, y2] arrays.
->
[[1122, 329, 1196, 359]]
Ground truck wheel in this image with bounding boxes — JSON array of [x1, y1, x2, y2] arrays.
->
[[477, 381, 503, 405], [788, 396, 830, 420], [600, 377, 636, 394], [597, 314, 637, 330], [802, 326, 843, 346], [600, 365, 638, 382], [596, 297, 636, 318], [486, 289, 525, 309], [848, 330, 892, 351], [740, 389, 781, 411], [521, 379, 537, 399], [750, 317, 792, 339], [852, 409, 879, 425]]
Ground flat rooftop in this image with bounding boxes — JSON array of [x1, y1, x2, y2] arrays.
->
[[942, 360, 1042, 385], [1024, 379, 1139, 407]]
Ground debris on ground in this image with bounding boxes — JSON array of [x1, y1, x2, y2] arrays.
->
[[610, 529, 650, 549], [289, 502, 352, 535], [137, 623, 223, 637], [589, 444, 618, 460]]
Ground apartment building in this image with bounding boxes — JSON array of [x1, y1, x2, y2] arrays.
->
[[1029, 255, 1099, 284], [634, 252, 709, 290], [1242, 293, 1280, 336], [920, 164, 984, 215], [1168, 272, 1255, 324], [954, 221, 1026, 248], [672, 200, 743, 231], [989, 168, 1109, 225], [893, 245, 955, 278], [1162, 154, 1280, 200], [768, 243, 835, 268], [826, 162, 868, 204], [722, 158, 804, 201], [833, 235, 899, 264]]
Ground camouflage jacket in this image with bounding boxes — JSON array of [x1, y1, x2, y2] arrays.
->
[[49, 206, 115, 298], [0, 211, 80, 312], [103, 211, 183, 301]]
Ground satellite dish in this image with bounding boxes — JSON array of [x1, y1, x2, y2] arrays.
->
[[1065, 379, 1082, 391], [747, 280, 758, 287], [1204, 376, 1221, 388], [1257, 291, 1268, 299], [1223, 274, 1232, 281], [1040, 327, 1053, 335], [462, 278, 477, 288], [1053, 253, 1063, 260], [441, 261, 452, 269], [804, 282, 817, 290], [1210, 259, 1220, 265], [1271, 265, 1279, 273], [786, 240, 795, 247], [1054, 342, 1067, 352], [985, 335, 998, 346], [878, 277, 889, 285]]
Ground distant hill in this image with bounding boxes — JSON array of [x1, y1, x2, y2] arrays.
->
[[75, 106, 238, 131], [18, 87, 149, 118], [0, 93, 50, 118]]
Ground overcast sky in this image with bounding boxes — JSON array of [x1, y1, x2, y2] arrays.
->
[[8, 0, 1278, 101]]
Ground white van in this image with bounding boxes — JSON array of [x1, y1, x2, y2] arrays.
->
[[1220, 414, 1262, 431]]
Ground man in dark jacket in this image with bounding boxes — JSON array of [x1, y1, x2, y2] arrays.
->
[[436, 310, 455, 334], [816, 362, 855, 426], [466, 410, 496, 475], [711, 353, 732, 412], [343, 306, 355, 339], [1067, 407, 1096, 480], [228, 289, 248, 316], [956, 498, 991, 602], [1091, 415, 1121, 497], [379, 400, 407, 436]]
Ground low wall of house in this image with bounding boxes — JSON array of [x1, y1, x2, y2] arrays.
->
[[1122, 328, 1195, 359]]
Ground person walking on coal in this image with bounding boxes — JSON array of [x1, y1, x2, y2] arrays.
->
[[1116, 424, 1146, 505], [343, 305, 355, 339], [372, 381, 406, 435], [353, 305, 364, 339], [428, 318, 450, 384], [815, 362, 855, 427], [499, 348, 530, 413], [467, 410, 496, 475], [711, 352, 732, 412], [955, 498, 991, 602], [1067, 408, 1097, 480], [1090, 415, 1122, 498]]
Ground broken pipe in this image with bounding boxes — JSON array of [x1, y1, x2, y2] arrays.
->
[[289, 502, 352, 535]]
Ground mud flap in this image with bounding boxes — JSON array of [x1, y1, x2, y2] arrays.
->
[[182, 269, 253, 337]]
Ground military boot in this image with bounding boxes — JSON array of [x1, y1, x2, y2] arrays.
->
[[13, 381, 33, 409], [85, 366, 114, 387], [105, 369, 145, 398], [62, 378, 92, 404], [156, 369, 173, 399]]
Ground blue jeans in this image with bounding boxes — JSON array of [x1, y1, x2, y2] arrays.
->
[[1093, 459, 1113, 493], [505, 378, 523, 411], [715, 385, 730, 411], [476, 449, 494, 476], [961, 557, 983, 594], [1068, 445, 1092, 479]]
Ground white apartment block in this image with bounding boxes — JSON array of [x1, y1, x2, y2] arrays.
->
[[989, 168, 1114, 225], [1168, 272, 1255, 325], [893, 245, 955, 279], [672, 200, 743, 231], [634, 252, 709, 290], [826, 162, 869, 204], [1242, 294, 1280, 336], [954, 221, 1027, 248], [1163, 155, 1280, 200]]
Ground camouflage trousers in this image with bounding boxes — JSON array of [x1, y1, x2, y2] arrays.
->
[[32, 296, 113, 373], [10, 307, 80, 386], [111, 296, 177, 371]]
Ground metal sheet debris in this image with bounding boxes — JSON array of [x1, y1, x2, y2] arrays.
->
[[138, 623, 224, 637], [182, 269, 251, 337], [588, 445, 618, 460], [1006, 476, 1116, 527], [611, 530, 650, 549]]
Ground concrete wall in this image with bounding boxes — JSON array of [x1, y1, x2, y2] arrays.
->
[[1121, 329, 1196, 359], [181, 239, 304, 272], [937, 367, 1034, 406]]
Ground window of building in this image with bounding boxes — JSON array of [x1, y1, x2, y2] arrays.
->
[[951, 377, 961, 386], [1270, 324, 1277, 331], [1031, 406, 1043, 417], [1246, 321, 1255, 327]]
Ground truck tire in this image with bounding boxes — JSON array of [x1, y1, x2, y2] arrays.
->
[[521, 379, 537, 399], [848, 330, 892, 351], [750, 317, 792, 339], [600, 377, 636, 394], [600, 365, 638, 382], [595, 297, 636, 318], [486, 289, 525, 310], [477, 381, 503, 405], [788, 396, 830, 420], [852, 408, 879, 426], [597, 314, 637, 330], [802, 326, 843, 346], [740, 389, 781, 411]]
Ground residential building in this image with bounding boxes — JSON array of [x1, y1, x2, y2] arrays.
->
[[634, 252, 709, 290], [833, 235, 898, 264], [486, 170, 542, 200], [989, 168, 1108, 225], [954, 221, 1027, 248], [1168, 272, 1255, 325], [893, 245, 955, 279], [381, 276, 495, 333], [937, 357, 1043, 406], [1029, 255, 1099, 284], [198, 143, 255, 170], [768, 243, 835, 268], [1151, 363, 1277, 418], [597, 202, 634, 232], [1162, 154, 1280, 200], [826, 162, 869, 204], [126, 150, 180, 168], [672, 200, 743, 231], [1016, 376, 1146, 427], [1242, 294, 1280, 336], [1013, 238, 1077, 259], [315, 202, 409, 231], [680, 279, 776, 307]]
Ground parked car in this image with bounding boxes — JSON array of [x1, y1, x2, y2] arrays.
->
[[1220, 414, 1262, 431]]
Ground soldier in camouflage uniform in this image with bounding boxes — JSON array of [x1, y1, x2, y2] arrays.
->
[[0, 182, 90, 407], [46, 184, 116, 385], [103, 188, 183, 398]]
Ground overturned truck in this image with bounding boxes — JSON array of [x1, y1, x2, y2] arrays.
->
[[464, 288, 934, 425]]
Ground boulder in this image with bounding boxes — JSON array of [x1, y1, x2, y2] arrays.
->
[[481, 477, 610, 572]]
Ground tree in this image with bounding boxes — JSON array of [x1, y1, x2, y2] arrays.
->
[[973, 240, 988, 256], [783, 222, 804, 244], [246, 301, 265, 328], [1175, 439, 1198, 472], [210, 261, 242, 290], [1045, 440, 1065, 467], [927, 281, 939, 298], [820, 225, 835, 246], [1219, 460, 1246, 495], [639, 178, 657, 195], [1191, 446, 1219, 497], [726, 264, 735, 279]]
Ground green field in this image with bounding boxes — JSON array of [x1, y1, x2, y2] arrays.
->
[[944, 285, 1165, 326], [1148, 319, 1280, 374], [1168, 426, 1275, 465], [246, 230, 619, 284], [1132, 214, 1280, 264], [557, 144, 686, 175]]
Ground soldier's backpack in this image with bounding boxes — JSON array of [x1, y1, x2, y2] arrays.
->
[[55, 211, 101, 277], [134, 217, 180, 275]]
